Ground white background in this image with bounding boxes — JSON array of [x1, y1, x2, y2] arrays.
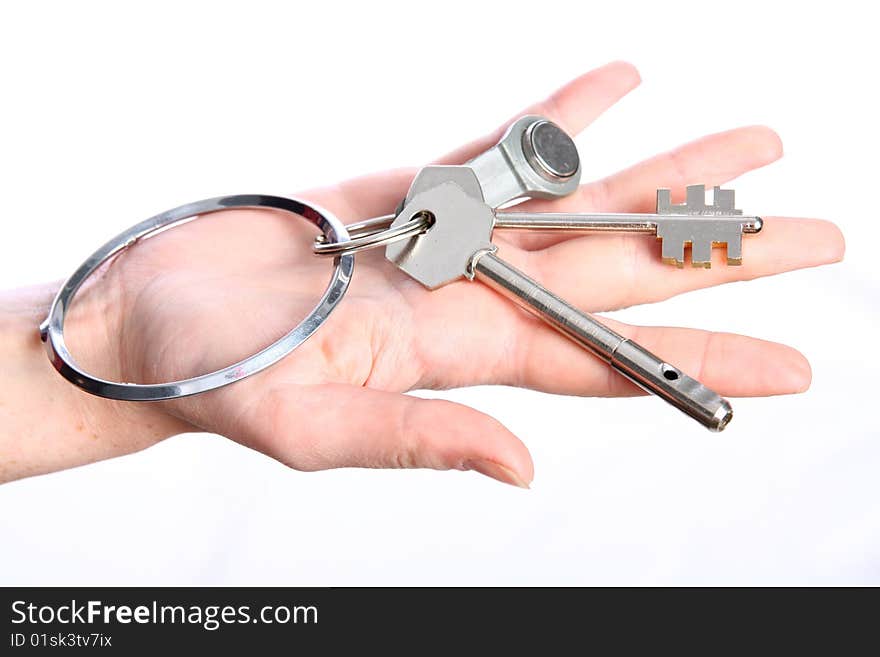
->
[[1, 1, 877, 585]]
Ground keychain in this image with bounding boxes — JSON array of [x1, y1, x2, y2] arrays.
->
[[42, 116, 762, 431]]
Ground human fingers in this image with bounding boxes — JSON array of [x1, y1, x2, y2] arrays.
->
[[226, 382, 534, 488], [525, 216, 844, 311], [508, 125, 783, 250]]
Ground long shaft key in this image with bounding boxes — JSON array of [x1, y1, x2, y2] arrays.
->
[[495, 184, 762, 267], [386, 172, 733, 432]]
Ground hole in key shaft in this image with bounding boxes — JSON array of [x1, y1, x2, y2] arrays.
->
[[661, 364, 680, 381]]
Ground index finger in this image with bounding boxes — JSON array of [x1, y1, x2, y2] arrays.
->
[[437, 60, 641, 164], [307, 61, 642, 221]]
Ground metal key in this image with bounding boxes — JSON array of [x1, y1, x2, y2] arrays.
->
[[494, 184, 763, 267], [394, 116, 760, 269], [464, 115, 582, 206], [312, 115, 582, 258], [315, 115, 760, 269], [312, 115, 760, 429], [386, 170, 733, 432], [461, 116, 760, 268]]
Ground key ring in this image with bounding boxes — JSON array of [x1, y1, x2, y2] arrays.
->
[[40, 194, 354, 401], [312, 211, 433, 256]]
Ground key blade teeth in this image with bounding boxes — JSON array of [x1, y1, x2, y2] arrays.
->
[[659, 237, 685, 268], [662, 256, 685, 268], [714, 186, 736, 214], [656, 211, 752, 267], [656, 188, 672, 214], [725, 235, 743, 265], [691, 239, 712, 268], [656, 184, 708, 215], [685, 185, 707, 214], [656, 184, 744, 216]]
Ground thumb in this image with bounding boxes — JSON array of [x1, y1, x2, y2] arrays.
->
[[231, 383, 534, 488]]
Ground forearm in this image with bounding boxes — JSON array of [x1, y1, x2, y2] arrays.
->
[[0, 283, 183, 483]]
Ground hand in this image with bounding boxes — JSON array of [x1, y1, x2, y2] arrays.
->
[[43, 62, 846, 487]]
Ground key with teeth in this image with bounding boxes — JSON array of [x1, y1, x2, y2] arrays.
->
[[389, 116, 761, 269], [316, 116, 762, 269], [310, 115, 768, 428], [386, 170, 734, 432], [492, 184, 763, 268]]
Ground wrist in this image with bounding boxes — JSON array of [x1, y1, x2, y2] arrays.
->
[[0, 282, 186, 483]]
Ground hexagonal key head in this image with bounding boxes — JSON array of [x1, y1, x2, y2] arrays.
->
[[385, 168, 495, 290]]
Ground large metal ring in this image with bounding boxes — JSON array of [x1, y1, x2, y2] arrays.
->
[[312, 211, 432, 256], [40, 194, 354, 401]]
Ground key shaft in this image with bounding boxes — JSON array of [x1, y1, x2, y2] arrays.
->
[[494, 210, 762, 267], [386, 166, 736, 431], [493, 212, 763, 233], [471, 250, 733, 431]]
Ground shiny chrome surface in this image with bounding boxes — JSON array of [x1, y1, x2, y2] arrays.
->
[[495, 211, 762, 233], [471, 251, 733, 431], [494, 185, 762, 267], [494, 212, 657, 232], [388, 178, 735, 431], [522, 119, 580, 181], [466, 115, 582, 207], [313, 212, 431, 256], [386, 173, 495, 289], [41, 195, 353, 401]]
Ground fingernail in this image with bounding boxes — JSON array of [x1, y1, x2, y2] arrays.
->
[[786, 353, 812, 393], [463, 459, 530, 489]]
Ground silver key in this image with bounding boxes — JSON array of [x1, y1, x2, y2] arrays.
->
[[403, 116, 760, 268], [315, 116, 762, 269], [386, 171, 733, 432], [494, 184, 763, 268], [465, 115, 582, 207], [312, 115, 581, 258]]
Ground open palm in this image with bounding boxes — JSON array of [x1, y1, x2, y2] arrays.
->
[[80, 62, 844, 487]]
